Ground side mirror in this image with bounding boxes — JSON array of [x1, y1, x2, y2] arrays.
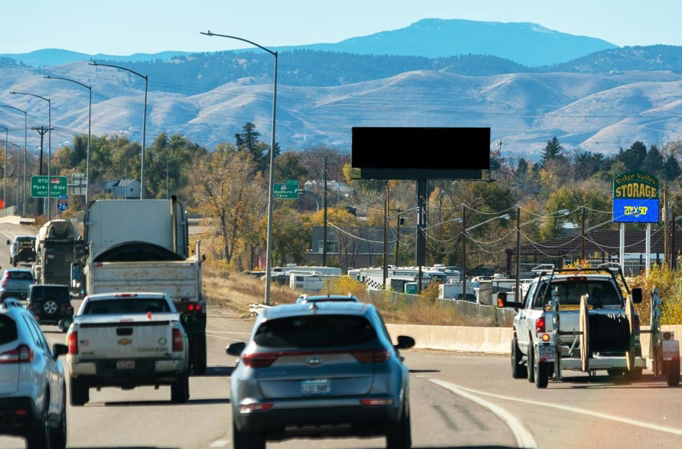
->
[[52, 343, 68, 358], [395, 335, 415, 350], [6, 240, 10, 245], [631, 288, 643, 304], [226, 342, 246, 356]]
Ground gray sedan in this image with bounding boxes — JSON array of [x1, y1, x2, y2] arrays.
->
[[227, 302, 415, 449]]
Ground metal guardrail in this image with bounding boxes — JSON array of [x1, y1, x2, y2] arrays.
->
[[0, 206, 16, 219], [364, 290, 515, 327]]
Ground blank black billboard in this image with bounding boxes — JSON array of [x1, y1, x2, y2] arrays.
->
[[352, 127, 490, 179]]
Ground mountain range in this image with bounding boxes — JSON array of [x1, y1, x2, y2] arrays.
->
[[0, 19, 681, 159]]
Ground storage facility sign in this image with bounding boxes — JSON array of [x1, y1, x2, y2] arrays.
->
[[612, 171, 659, 223]]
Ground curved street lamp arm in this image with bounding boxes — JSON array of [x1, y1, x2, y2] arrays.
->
[[10, 91, 50, 103], [200, 31, 277, 56], [0, 104, 26, 115], [0, 125, 7, 132], [44, 75, 91, 90], [89, 62, 148, 80]]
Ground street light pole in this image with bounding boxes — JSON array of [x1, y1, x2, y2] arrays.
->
[[89, 62, 147, 199], [45, 76, 92, 206], [0, 125, 7, 207], [0, 105, 27, 215], [201, 30, 278, 305], [10, 92, 51, 219]]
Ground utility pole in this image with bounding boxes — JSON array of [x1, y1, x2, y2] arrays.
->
[[383, 182, 389, 289], [394, 208, 403, 266], [417, 179, 427, 293], [515, 205, 521, 303], [322, 157, 328, 266], [580, 206, 586, 262], [32, 126, 49, 216], [671, 206, 676, 270], [664, 185, 669, 268], [462, 203, 467, 302]]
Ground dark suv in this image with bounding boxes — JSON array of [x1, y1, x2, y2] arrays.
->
[[26, 285, 73, 327]]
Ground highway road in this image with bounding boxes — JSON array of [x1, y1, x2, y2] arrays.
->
[[0, 221, 681, 449]]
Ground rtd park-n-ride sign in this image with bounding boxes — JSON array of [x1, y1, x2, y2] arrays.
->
[[613, 171, 659, 223]]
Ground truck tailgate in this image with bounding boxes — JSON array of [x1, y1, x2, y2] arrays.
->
[[75, 314, 179, 360], [87, 260, 199, 300]]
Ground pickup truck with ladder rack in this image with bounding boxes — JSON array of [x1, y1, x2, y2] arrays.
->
[[502, 264, 680, 388]]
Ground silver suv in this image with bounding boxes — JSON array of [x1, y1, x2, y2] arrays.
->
[[0, 302, 68, 449], [227, 302, 415, 449]]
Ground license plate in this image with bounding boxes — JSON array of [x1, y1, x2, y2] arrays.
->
[[116, 360, 135, 370], [538, 345, 556, 362], [301, 379, 330, 395]]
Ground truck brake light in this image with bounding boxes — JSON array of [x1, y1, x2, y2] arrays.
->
[[536, 317, 546, 335], [633, 314, 640, 335], [68, 331, 78, 355], [172, 328, 184, 352]]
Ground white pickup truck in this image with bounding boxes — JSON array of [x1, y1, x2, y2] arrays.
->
[[65, 292, 190, 405]]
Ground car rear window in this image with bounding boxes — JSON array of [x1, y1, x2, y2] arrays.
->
[[31, 287, 70, 302], [254, 315, 377, 349], [534, 280, 622, 308], [0, 315, 18, 345], [82, 299, 171, 315], [6, 271, 33, 281]]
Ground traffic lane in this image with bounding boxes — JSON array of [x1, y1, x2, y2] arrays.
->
[[0, 222, 35, 268], [408, 350, 682, 449], [208, 318, 519, 449]]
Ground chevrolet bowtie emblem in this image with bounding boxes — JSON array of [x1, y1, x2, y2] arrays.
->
[[118, 339, 133, 346]]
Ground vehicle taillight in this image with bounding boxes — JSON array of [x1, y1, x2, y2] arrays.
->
[[351, 349, 391, 364], [242, 353, 278, 368], [239, 402, 273, 413], [172, 328, 184, 352], [0, 272, 8, 287], [0, 344, 34, 364], [536, 317, 546, 335], [360, 398, 394, 406], [68, 331, 78, 355], [188, 304, 202, 312]]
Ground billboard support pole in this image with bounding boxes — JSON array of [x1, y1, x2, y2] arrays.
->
[[618, 223, 625, 273], [646, 223, 651, 276]]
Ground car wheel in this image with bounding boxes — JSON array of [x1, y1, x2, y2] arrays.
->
[[50, 387, 67, 449], [386, 404, 411, 449], [70, 376, 89, 406], [232, 419, 265, 449], [171, 370, 190, 403], [511, 335, 528, 379], [43, 298, 59, 316], [665, 360, 680, 387], [191, 334, 207, 376], [27, 394, 51, 449], [527, 345, 535, 383], [534, 348, 549, 389]]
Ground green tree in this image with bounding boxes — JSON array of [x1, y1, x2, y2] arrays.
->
[[539, 137, 565, 167], [664, 154, 682, 181], [642, 144, 664, 177], [616, 141, 647, 172], [274, 152, 308, 181]]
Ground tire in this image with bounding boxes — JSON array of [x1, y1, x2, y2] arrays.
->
[[527, 345, 535, 383], [535, 357, 549, 389], [232, 420, 265, 449], [665, 360, 680, 387], [171, 370, 190, 403], [50, 388, 67, 449], [70, 376, 89, 406], [511, 335, 528, 379], [386, 404, 411, 449], [27, 393, 51, 449], [191, 334, 207, 376], [43, 299, 59, 316]]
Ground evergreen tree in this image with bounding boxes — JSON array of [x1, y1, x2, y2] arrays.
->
[[540, 137, 565, 166], [642, 144, 664, 176], [616, 141, 647, 172], [664, 154, 682, 181]]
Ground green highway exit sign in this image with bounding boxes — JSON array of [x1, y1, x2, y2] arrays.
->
[[31, 176, 68, 198], [273, 179, 299, 199]]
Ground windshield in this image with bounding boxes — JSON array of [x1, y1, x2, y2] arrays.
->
[[5, 271, 33, 281], [534, 279, 622, 308], [82, 299, 171, 315], [254, 315, 376, 349]]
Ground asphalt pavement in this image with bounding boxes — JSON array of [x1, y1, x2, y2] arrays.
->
[[0, 222, 681, 449]]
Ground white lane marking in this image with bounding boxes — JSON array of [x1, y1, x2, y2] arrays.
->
[[0, 228, 15, 240], [205, 330, 251, 336], [206, 332, 247, 342], [430, 379, 537, 449], [437, 381, 682, 437], [209, 439, 230, 447]]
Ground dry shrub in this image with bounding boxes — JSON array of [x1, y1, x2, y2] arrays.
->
[[33, 215, 47, 228], [629, 264, 682, 325]]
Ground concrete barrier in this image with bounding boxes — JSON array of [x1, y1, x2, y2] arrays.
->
[[385, 323, 682, 359], [386, 323, 512, 354]]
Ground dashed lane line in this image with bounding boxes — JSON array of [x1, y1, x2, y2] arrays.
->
[[430, 379, 538, 449], [209, 439, 230, 447], [433, 380, 682, 438]]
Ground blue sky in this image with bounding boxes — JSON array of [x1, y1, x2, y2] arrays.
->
[[3, 0, 682, 55]]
